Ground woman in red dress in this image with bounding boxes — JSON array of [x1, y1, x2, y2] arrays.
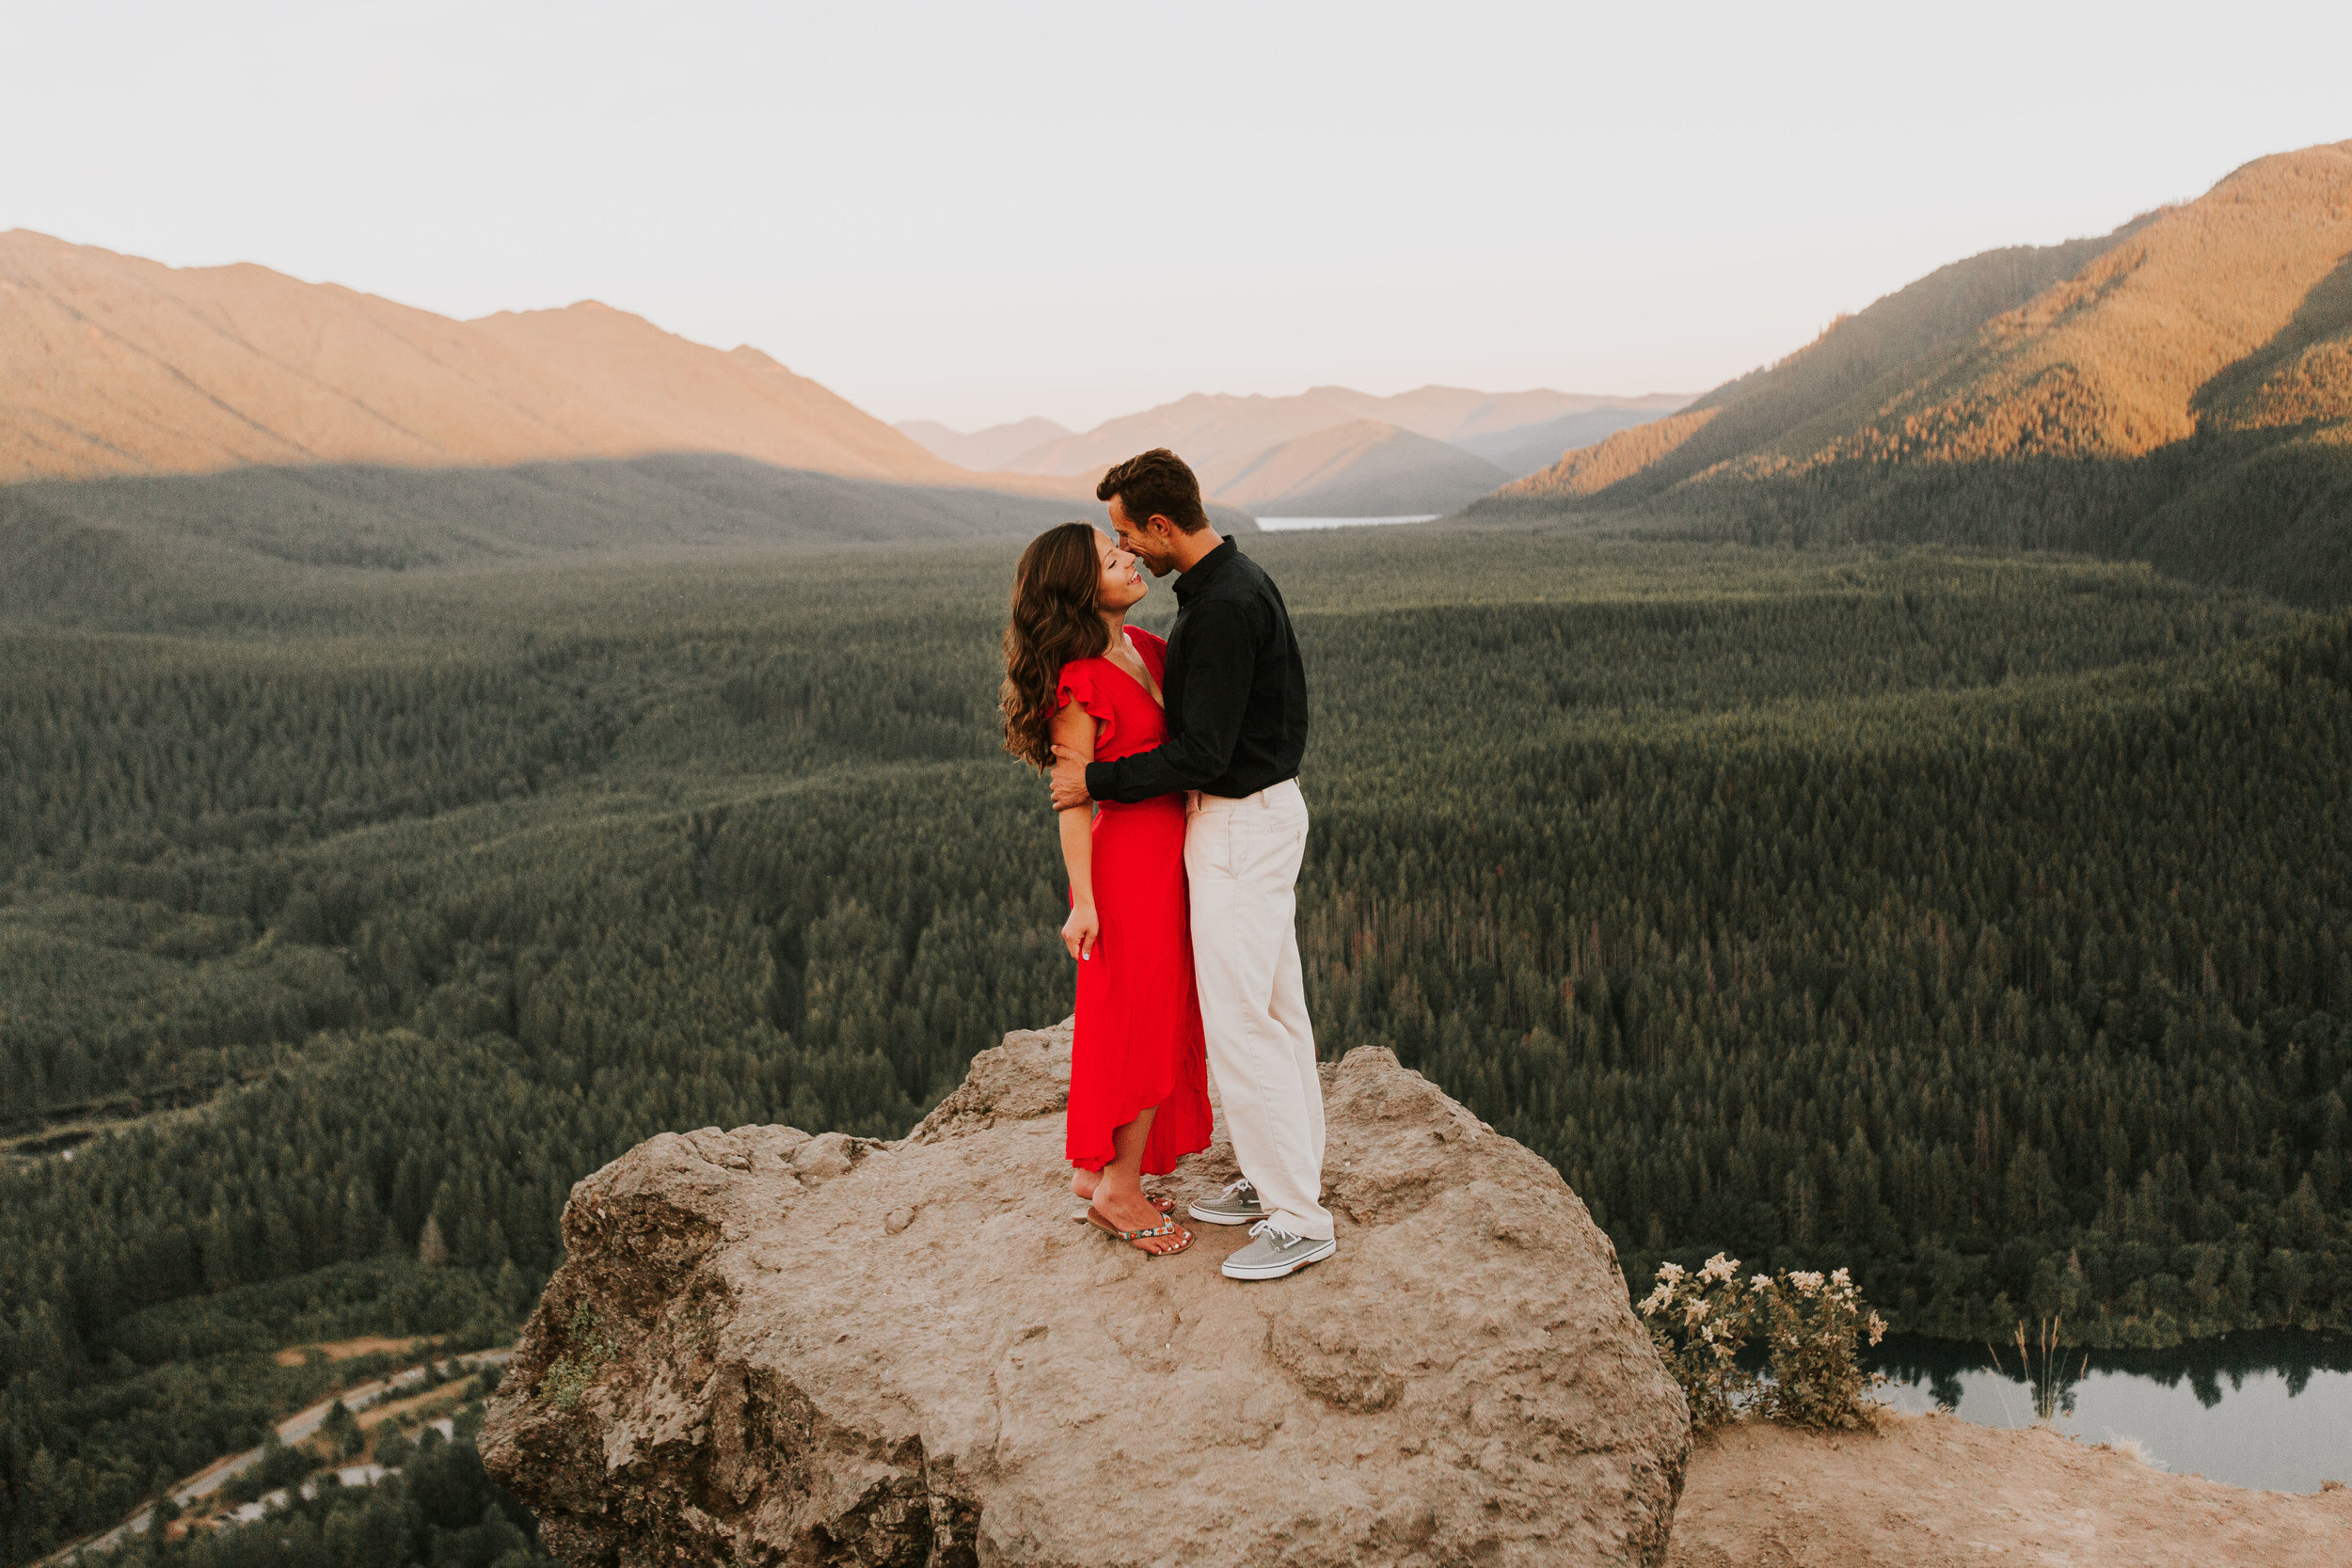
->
[[1000, 522, 1212, 1256]]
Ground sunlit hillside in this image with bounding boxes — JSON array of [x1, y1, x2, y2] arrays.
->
[[1476, 141, 2352, 606], [0, 230, 975, 486]]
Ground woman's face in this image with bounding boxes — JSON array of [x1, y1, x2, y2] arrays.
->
[[1094, 531, 1147, 611]]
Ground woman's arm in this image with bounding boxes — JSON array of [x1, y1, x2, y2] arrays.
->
[[1052, 699, 1100, 961]]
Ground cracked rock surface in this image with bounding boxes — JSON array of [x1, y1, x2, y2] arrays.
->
[[481, 1023, 1689, 1566]]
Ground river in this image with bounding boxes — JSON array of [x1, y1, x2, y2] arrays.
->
[[1867, 1331, 2352, 1493], [1253, 515, 1439, 531]]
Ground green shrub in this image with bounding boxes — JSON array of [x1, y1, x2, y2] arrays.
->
[[256, 1431, 318, 1489], [1752, 1268, 1887, 1431], [1639, 1255, 1887, 1432], [1635, 1254, 1756, 1430], [536, 1305, 615, 1411], [320, 1399, 363, 1460]]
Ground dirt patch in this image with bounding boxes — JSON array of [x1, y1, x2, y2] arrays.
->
[[272, 1335, 433, 1368], [1667, 1410, 2352, 1566]]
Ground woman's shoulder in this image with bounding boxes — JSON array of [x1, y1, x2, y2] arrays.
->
[[1056, 655, 1110, 702], [1124, 626, 1168, 653], [1056, 657, 1117, 740]]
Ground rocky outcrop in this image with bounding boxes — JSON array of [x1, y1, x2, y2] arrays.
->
[[1666, 1410, 2352, 1567], [481, 1022, 1690, 1566]]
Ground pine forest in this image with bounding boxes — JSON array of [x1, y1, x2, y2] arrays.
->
[[4, 526, 2350, 1563]]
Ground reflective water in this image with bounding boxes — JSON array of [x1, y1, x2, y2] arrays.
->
[[1252, 514, 1439, 531], [1868, 1332, 2352, 1493]]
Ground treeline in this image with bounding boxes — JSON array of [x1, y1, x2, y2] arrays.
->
[[1641, 433, 2352, 612], [1, 453, 1079, 588], [77, 1418, 552, 1568], [1, 535, 2345, 1562]]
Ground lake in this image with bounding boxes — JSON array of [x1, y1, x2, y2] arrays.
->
[[1253, 514, 1439, 531], [1868, 1331, 2352, 1493]]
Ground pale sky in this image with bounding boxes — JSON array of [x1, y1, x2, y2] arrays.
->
[[8, 1, 2348, 432]]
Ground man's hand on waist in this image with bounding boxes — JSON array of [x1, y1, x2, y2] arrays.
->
[[1049, 744, 1092, 812]]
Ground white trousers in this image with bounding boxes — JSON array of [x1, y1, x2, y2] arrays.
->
[[1184, 778, 1331, 1241]]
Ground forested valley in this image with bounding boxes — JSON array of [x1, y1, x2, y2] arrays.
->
[[5, 527, 2349, 1563]]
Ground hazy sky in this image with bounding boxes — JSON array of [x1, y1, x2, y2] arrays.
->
[[8, 2, 2349, 432]]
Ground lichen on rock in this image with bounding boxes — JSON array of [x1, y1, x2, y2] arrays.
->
[[482, 1021, 1690, 1566]]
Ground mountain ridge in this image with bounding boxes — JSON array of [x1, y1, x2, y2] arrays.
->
[[895, 416, 1073, 470], [1002, 384, 1688, 478], [0, 230, 976, 488], [1202, 420, 1511, 515], [1454, 404, 1695, 481], [1472, 140, 2352, 607]]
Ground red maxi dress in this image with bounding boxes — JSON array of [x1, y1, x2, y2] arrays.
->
[[1057, 626, 1215, 1175]]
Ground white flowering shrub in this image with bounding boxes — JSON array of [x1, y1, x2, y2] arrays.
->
[[1636, 1253, 1756, 1431], [1638, 1257, 1888, 1433], [1752, 1266, 1887, 1431]]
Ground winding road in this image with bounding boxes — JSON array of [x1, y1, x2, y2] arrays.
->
[[45, 1348, 513, 1564]]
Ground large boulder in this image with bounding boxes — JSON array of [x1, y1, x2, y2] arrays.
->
[[481, 1022, 1689, 1566]]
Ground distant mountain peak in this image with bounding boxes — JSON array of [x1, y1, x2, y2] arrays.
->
[[1473, 139, 2352, 608], [1001, 384, 1689, 479], [1201, 419, 1510, 516], [894, 416, 1076, 473], [729, 344, 792, 373], [0, 231, 967, 488]]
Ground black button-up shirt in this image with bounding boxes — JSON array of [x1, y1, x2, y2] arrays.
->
[[1085, 537, 1310, 803]]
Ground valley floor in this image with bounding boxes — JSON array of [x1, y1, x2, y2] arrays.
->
[[1667, 1410, 2352, 1566]]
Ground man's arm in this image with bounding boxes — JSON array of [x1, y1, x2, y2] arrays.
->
[[1081, 600, 1258, 803]]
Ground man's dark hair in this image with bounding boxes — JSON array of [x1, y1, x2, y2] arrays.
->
[[1097, 448, 1209, 534]]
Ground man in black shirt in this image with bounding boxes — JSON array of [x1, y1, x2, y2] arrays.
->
[[1050, 449, 1333, 1280]]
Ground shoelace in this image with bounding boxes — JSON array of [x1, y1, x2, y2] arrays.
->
[[1222, 1178, 1258, 1201], [1247, 1219, 1300, 1247]]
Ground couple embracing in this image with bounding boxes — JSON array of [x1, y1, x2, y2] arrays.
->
[[999, 449, 1333, 1282]]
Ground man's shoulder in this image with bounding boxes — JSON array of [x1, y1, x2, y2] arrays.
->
[[1206, 546, 1280, 603]]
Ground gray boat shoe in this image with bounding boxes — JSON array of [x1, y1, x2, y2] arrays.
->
[[1186, 1177, 1269, 1227], [1220, 1220, 1336, 1280]]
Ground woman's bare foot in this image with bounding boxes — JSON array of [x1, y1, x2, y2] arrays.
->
[[1089, 1184, 1189, 1254], [1072, 1168, 1171, 1212]]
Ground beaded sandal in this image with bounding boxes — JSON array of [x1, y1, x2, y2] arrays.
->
[[1084, 1208, 1193, 1256]]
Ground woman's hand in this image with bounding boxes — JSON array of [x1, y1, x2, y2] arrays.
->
[[1062, 901, 1100, 961]]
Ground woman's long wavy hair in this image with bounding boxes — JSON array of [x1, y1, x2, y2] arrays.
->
[[1001, 521, 1114, 769]]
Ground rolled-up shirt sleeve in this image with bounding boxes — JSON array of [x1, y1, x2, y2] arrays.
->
[[1085, 599, 1257, 802]]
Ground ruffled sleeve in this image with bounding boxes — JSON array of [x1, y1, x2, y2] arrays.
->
[[1056, 658, 1117, 752]]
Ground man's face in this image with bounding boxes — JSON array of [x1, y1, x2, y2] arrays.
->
[[1108, 496, 1180, 577]]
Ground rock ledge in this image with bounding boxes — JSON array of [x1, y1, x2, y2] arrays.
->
[[482, 1022, 1689, 1566]]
